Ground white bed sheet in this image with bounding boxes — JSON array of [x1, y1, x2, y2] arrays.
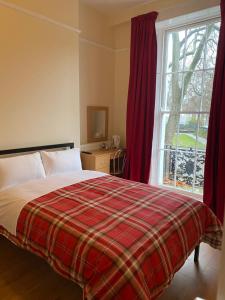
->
[[0, 170, 105, 236]]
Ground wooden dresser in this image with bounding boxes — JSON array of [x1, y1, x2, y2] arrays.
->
[[81, 149, 120, 174]]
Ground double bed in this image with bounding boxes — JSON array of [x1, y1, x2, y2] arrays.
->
[[0, 143, 223, 300]]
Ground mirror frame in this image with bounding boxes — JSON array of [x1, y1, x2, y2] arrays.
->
[[87, 106, 109, 143]]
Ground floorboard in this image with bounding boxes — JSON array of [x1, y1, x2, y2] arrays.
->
[[0, 237, 221, 300], [159, 243, 221, 300]]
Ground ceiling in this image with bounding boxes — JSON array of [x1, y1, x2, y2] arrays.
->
[[81, 0, 150, 15]]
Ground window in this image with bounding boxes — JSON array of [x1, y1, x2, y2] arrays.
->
[[154, 15, 220, 196]]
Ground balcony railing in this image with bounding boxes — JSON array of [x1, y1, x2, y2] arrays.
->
[[163, 145, 206, 193]]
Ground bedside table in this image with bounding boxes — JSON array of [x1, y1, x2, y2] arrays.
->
[[81, 149, 122, 174]]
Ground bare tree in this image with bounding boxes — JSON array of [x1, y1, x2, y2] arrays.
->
[[164, 24, 218, 146]]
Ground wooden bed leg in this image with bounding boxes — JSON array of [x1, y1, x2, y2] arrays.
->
[[194, 245, 200, 263]]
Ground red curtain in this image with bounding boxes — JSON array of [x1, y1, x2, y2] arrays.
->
[[204, 0, 225, 223], [124, 12, 158, 183]]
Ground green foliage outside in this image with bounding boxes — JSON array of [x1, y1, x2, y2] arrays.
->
[[172, 134, 205, 150], [198, 128, 208, 139]]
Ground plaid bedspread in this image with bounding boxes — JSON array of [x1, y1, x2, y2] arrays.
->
[[2, 176, 223, 299]]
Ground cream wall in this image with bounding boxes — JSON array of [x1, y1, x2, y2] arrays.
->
[[113, 0, 220, 146], [0, 0, 80, 149], [2, 0, 79, 27], [0, 0, 221, 150], [79, 2, 115, 146], [109, 0, 219, 26]]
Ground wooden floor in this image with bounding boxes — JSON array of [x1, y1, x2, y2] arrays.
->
[[0, 236, 221, 300], [159, 243, 221, 300]]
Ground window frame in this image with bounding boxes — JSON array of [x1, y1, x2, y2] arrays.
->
[[150, 6, 221, 200]]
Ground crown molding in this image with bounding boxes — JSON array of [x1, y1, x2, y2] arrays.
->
[[0, 0, 81, 34], [80, 37, 130, 53], [80, 37, 114, 52], [115, 48, 129, 53]]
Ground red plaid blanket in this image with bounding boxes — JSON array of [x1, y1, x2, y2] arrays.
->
[[1, 176, 223, 299]]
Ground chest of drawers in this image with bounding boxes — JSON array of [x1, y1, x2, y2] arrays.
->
[[81, 149, 119, 174]]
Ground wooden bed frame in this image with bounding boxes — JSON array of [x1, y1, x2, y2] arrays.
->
[[0, 142, 200, 262]]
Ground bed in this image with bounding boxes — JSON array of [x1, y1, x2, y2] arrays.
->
[[0, 143, 223, 300]]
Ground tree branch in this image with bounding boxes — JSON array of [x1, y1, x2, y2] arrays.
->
[[183, 25, 214, 97], [180, 28, 206, 48]]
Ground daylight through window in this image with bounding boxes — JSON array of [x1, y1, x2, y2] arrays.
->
[[159, 19, 221, 194]]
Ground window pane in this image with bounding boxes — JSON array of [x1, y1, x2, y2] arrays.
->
[[184, 25, 206, 71], [182, 71, 203, 112], [162, 73, 183, 110], [205, 22, 220, 69], [197, 114, 209, 150], [177, 114, 198, 150], [166, 29, 186, 73], [176, 150, 195, 192], [162, 114, 179, 149], [158, 19, 219, 196], [193, 152, 206, 194], [162, 150, 175, 187], [202, 70, 214, 112]]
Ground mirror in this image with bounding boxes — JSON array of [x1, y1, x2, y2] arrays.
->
[[87, 106, 108, 143]]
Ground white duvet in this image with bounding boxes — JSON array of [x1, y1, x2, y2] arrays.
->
[[0, 170, 105, 236]]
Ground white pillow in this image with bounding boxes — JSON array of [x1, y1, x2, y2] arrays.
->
[[41, 148, 82, 176], [0, 152, 46, 191]]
